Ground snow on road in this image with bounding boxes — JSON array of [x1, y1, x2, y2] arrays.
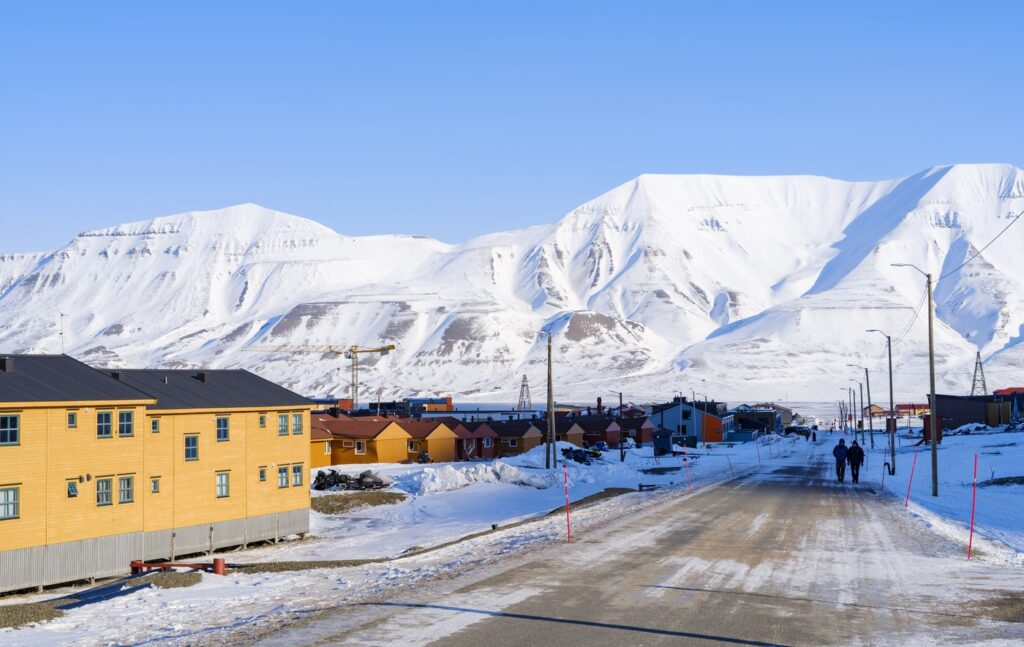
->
[[0, 441, 764, 645]]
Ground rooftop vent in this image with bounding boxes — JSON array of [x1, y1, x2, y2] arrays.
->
[[196, 372, 208, 383], [0, 358, 12, 373], [161, 376, 169, 384], [111, 371, 121, 381]]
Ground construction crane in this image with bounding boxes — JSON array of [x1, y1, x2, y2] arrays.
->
[[245, 343, 395, 410]]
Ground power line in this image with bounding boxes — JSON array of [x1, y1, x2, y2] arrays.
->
[[938, 209, 1023, 281]]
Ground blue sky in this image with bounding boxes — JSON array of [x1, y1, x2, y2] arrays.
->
[[1, 1, 1022, 252]]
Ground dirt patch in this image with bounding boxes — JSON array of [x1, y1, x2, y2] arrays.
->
[[979, 476, 1024, 487], [975, 590, 1024, 623], [235, 560, 375, 574], [311, 491, 407, 515], [148, 571, 202, 589], [0, 599, 73, 629], [552, 487, 634, 513]]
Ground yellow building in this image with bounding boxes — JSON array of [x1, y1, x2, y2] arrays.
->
[[398, 420, 458, 463], [311, 416, 412, 465], [0, 356, 312, 594]]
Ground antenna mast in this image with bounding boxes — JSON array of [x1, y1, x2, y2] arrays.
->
[[970, 351, 987, 396], [516, 374, 532, 412]]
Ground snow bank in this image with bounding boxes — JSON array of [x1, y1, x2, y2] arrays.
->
[[394, 462, 552, 495]]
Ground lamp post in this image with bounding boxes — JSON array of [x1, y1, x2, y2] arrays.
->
[[848, 364, 875, 449], [868, 329, 896, 474], [892, 263, 938, 497], [849, 380, 863, 441]]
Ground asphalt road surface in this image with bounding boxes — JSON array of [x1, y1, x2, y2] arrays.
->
[[263, 458, 1024, 646]]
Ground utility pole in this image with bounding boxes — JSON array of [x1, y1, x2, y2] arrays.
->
[[59, 312, 66, 354], [546, 333, 555, 470], [892, 263, 939, 497], [869, 329, 896, 474], [858, 382, 864, 443]]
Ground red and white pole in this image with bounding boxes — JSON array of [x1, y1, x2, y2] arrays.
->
[[563, 463, 572, 543], [968, 452, 978, 560], [682, 444, 693, 492], [904, 446, 919, 509]]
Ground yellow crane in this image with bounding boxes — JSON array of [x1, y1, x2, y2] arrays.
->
[[245, 343, 395, 410]]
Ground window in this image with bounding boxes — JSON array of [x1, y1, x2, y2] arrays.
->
[[292, 464, 303, 487], [483, 437, 492, 449], [67, 481, 78, 498], [216, 472, 230, 498], [151, 418, 160, 433], [507, 438, 518, 448], [324, 441, 332, 455], [278, 414, 288, 436], [292, 413, 303, 435], [259, 467, 267, 482], [96, 478, 113, 506], [407, 440, 418, 453], [342, 440, 354, 448], [67, 411, 78, 429], [259, 414, 267, 429], [184, 435, 199, 461], [355, 440, 366, 455], [118, 411, 134, 437], [151, 478, 160, 494], [0, 415, 18, 446], [118, 476, 134, 503], [0, 487, 18, 520], [278, 466, 289, 488], [216, 417, 229, 442], [97, 412, 112, 438]]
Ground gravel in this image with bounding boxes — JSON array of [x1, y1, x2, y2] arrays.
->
[[148, 571, 203, 589], [311, 491, 406, 515], [0, 599, 74, 630]]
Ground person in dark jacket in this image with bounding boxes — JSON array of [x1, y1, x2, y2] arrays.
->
[[847, 440, 865, 484], [832, 439, 848, 482]]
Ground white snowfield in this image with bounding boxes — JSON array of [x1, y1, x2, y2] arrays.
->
[[2, 163, 1024, 402], [3, 433, 1022, 645]]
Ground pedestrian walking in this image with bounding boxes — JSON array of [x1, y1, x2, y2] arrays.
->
[[847, 440, 865, 484], [832, 439, 848, 482]]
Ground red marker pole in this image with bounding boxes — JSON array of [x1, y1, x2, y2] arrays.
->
[[682, 445, 693, 492], [563, 463, 572, 543], [904, 446, 920, 509], [968, 453, 978, 560]]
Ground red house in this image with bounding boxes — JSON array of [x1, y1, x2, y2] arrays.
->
[[434, 416, 480, 460], [617, 417, 654, 447], [463, 421, 499, 459], [574, 417, 621, 447]]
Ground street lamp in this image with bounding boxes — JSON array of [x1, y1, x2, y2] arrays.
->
[[848, 364, 875, 449], [849, 379, 863, 441], [892, 262, 938, 497], [867, 329, 896, 474]]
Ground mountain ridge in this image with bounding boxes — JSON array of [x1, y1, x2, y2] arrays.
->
[[2, 163, 1023, 403]]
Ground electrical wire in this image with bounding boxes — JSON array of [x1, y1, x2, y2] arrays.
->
[[938, 209, 1023, 281]]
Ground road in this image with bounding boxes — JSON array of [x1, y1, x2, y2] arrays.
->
[[261, 452, 1024, 646]]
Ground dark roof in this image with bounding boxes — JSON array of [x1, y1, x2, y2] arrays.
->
[[462, 421, 499, 438], [111, 369, 311, 410], [0, 355, 154, 404], [532, 418, 580, 434], [572, 417, 619, 432], [617, 417, 651, 430], [489, 420, 542, 438], [312, 417, 397, 439]]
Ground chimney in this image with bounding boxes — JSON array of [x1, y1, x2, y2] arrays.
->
[[596, 396, 603, 413], [111, 371, 121, 381], [196, 372, 208, 383], [162, 376, 169, 384], [0, 357, 12, 373]]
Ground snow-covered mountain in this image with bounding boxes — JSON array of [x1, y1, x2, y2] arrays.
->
[[2, 164, 1023, 404]]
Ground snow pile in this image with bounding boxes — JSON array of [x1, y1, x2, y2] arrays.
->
[[394, 462, 552, 495]]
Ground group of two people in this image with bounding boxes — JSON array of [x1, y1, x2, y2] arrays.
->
[[832, 438, 864, 483]]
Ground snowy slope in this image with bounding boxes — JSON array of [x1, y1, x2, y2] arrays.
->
[[1, 164, 1023, 402]]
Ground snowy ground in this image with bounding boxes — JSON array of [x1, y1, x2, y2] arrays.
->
[[0, 440, 774, 645], [843, 423, 1024, 564]]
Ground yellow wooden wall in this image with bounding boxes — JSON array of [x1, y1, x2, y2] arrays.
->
[[310, 439, 333, 468], [329, 424, 410, 465], [0, 400, 310, 553]]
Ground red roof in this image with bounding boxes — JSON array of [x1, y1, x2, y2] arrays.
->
[[312, 417, 397, 439], [430, 416, 474, 438], [462, 421, 499, 438], [395, 419, 451, 439], [994, 388, 1024, 396]]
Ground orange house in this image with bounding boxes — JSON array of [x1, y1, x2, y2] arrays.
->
[[396, 420, 458, 463]]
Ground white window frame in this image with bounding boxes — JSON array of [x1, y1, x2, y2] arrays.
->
[[324, 441, 332, 455], [96, 478, 113, 507], [407, 440, 419, 453], [342, 440, 354, 448], [278, 414, 288, 436], [483, 437, 492, 448], [292, 464, 303, 487], [118, 476, 134, 504], [292, 413, 303, 435], [507, 438, 518, 448], [67, 411, 78, 429], [0, 486, 18, 519], [0, 415, 19, 446], [278, 466, 289, 488], [259, 466, 267, 482], [216, 472, 230, 498], [151, 418, 160, 433], [355, 440, 366, 455], [151, 477, 160, 494]]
